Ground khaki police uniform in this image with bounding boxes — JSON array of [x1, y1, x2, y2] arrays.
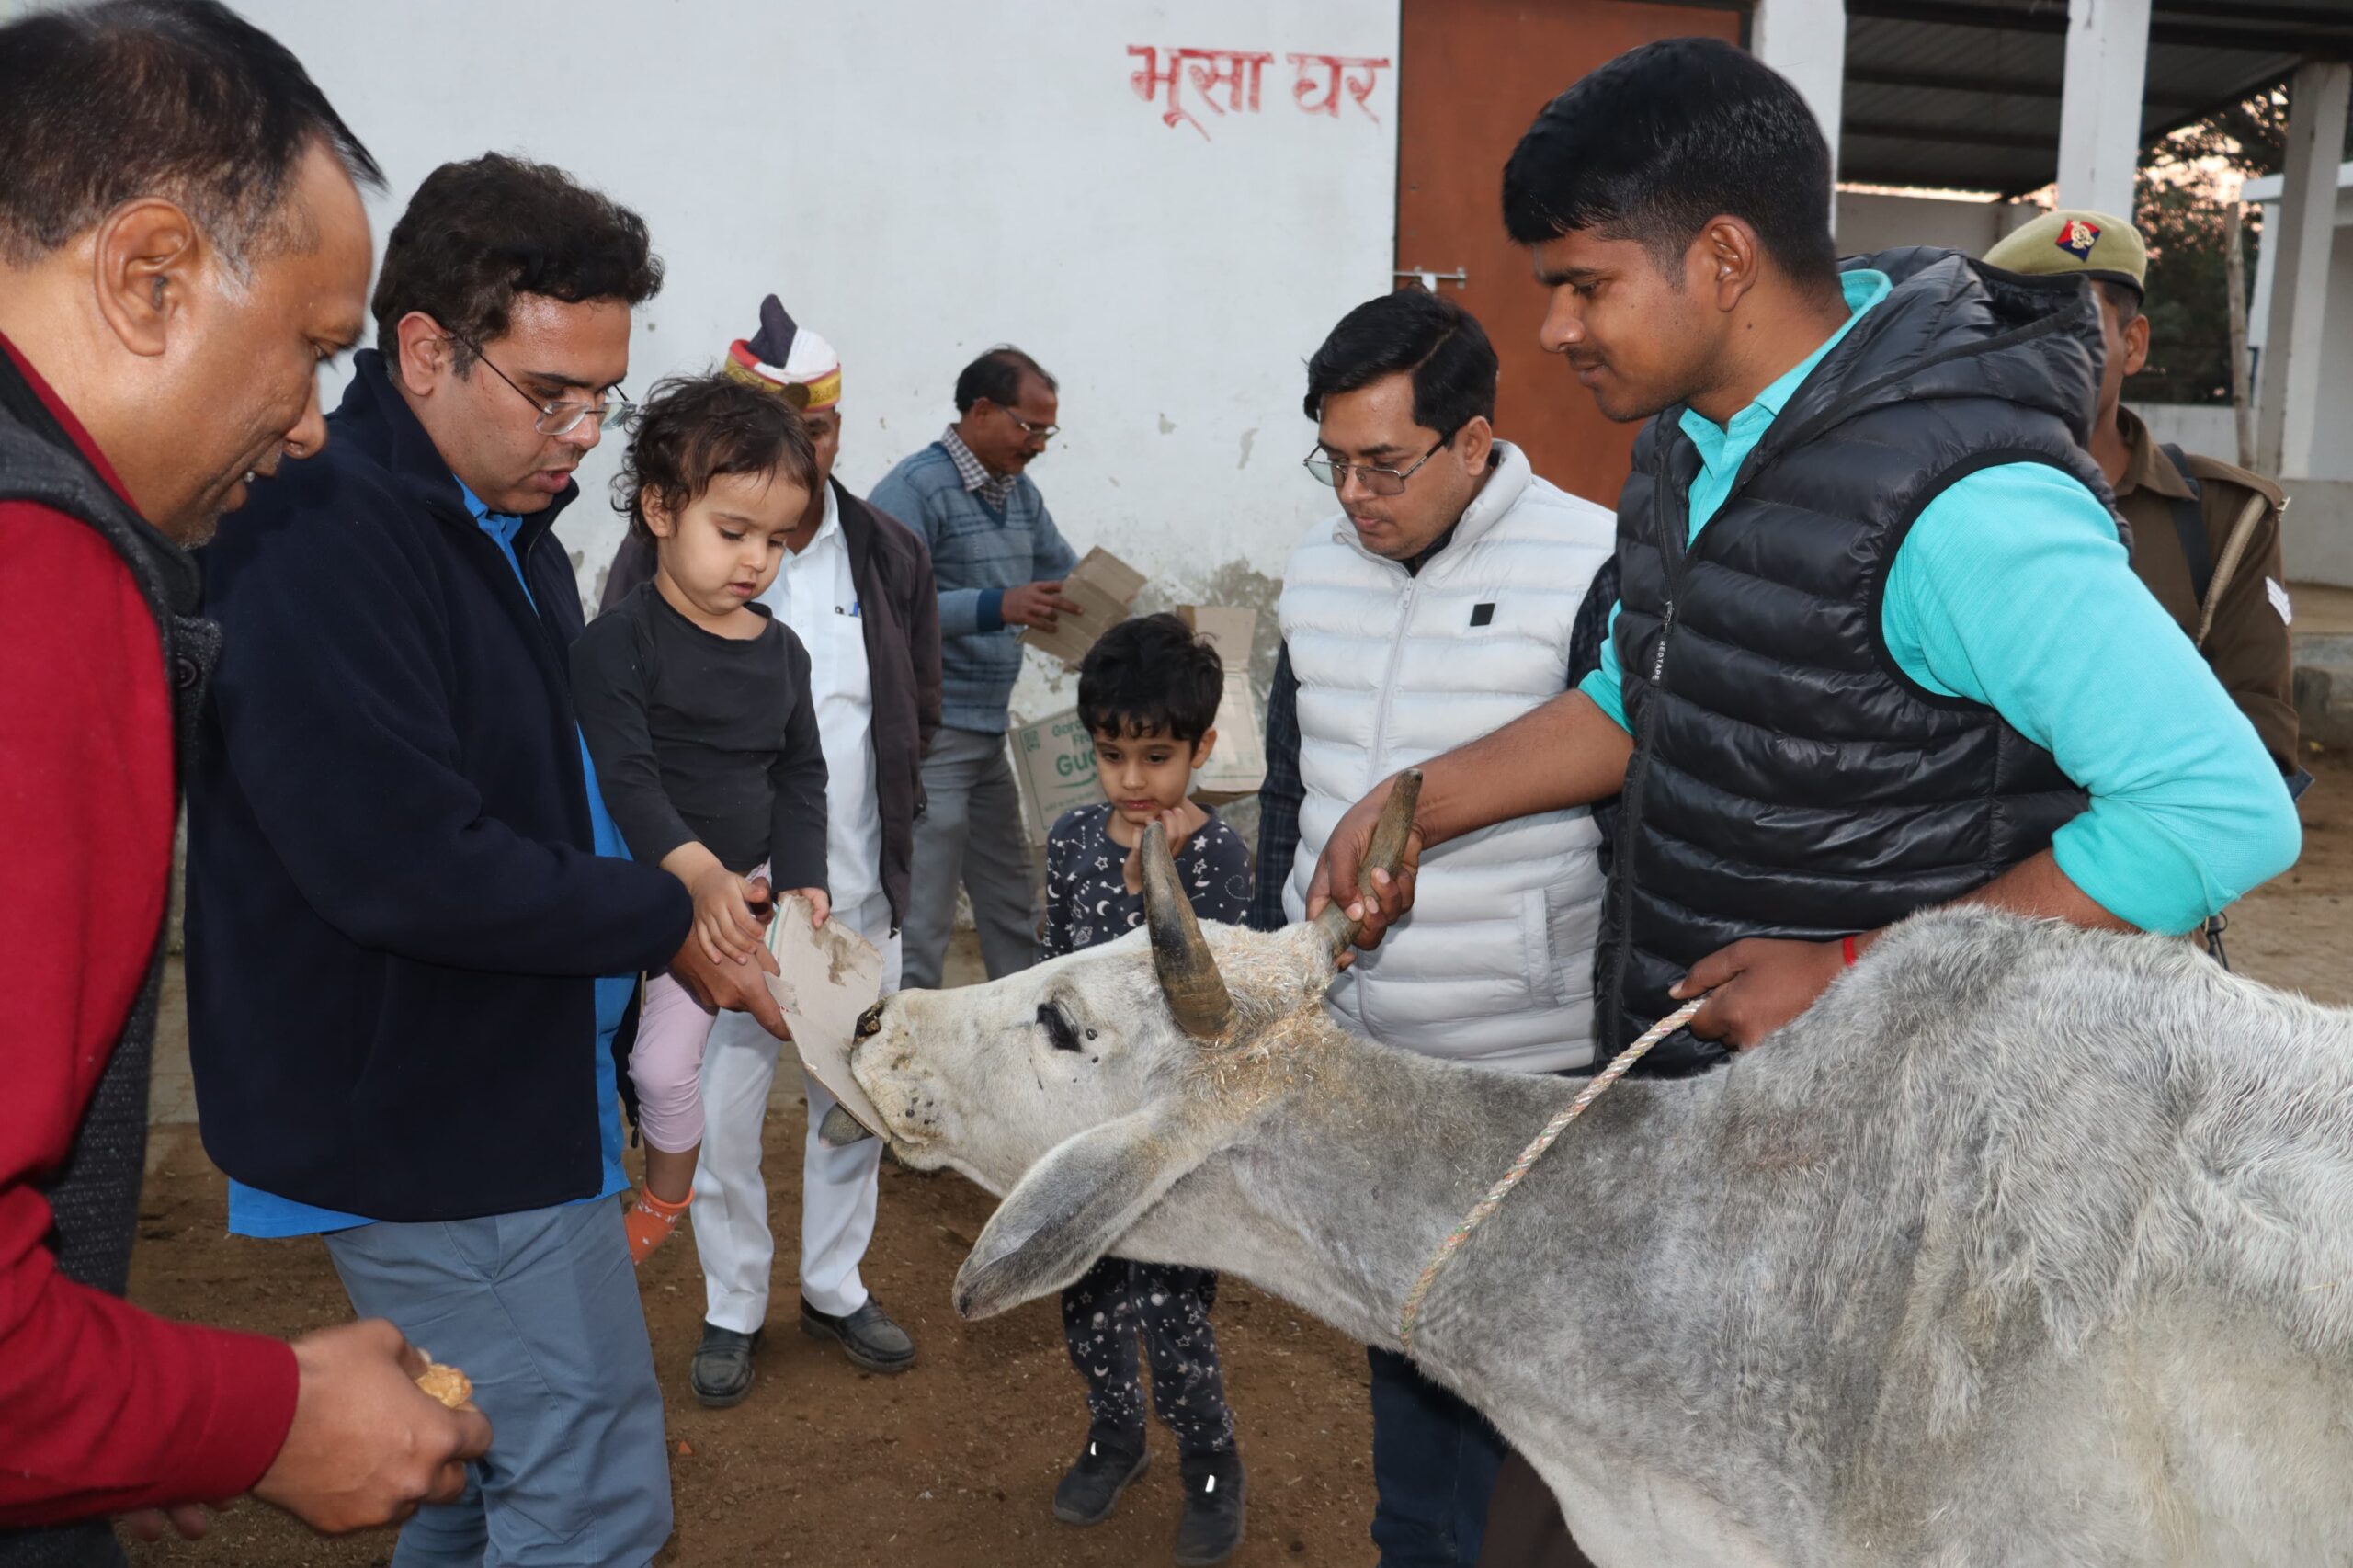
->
[[1986, 209, 2302, 778], [2110, 405, 2297, 774]]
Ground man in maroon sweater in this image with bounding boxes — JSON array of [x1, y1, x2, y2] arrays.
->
[[0, 4, 488, 1559]]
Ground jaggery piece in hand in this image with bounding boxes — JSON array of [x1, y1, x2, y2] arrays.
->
[[415, 1358, 473, 1410]]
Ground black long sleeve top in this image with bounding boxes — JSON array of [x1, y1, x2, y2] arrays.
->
[[572, 581, 829, 891]]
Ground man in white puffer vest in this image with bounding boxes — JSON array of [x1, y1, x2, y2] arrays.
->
[[1250, 288, 1616, 1568]]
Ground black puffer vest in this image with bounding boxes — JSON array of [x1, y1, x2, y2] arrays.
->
[[1597, 248, 2119, 1072], [0, 390, 213, 1568]]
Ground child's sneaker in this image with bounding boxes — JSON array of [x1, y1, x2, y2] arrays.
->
[[1052, 1434, 1150, 1526], [623, 1187, 690, 1265], [1173, 1451, 1245, 1566]]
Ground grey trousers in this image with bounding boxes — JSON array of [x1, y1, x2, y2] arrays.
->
[[323, 1199, 671, 1568], [902, 724, 1041, 988]]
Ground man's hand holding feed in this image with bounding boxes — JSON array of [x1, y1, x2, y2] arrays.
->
[[250, 1319, 490, 1535], [667, 925, 790, 1040]]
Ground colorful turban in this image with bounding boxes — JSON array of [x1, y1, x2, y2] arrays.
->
[[723, 294, 842, 411]]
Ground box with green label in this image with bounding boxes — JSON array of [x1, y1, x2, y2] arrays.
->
[[1009, 709, 1106, 846]]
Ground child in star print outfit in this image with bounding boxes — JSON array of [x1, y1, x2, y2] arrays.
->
[[1041, 614, 1250, 1564]]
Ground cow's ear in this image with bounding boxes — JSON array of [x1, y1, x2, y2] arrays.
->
[[953, 1108, 1212, 1320]]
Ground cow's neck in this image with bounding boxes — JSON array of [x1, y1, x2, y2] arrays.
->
[[1137, 1016, 1711, 1418]]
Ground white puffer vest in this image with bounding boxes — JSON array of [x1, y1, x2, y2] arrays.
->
[[1280, 442, 1614, 1072]]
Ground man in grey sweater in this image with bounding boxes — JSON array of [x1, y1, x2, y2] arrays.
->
[[870, 346, 1080, 986]]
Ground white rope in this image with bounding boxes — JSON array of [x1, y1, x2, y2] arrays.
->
[[1397, 997, 1707, 1354]]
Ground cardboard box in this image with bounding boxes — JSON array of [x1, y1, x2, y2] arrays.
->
[[1178, 605, 1268, 803], [1020, 546, 1146, 669], [1010, 709, 1105, 845], [1009, 604, 1269, 841]]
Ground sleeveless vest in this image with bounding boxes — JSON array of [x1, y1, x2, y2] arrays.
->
[[1598, 248, 2120, 1072], [0, 409, 213, 1568], [1282, 442, 1617, 1072]]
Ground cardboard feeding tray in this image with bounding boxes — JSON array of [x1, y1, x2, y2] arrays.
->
[[762, 892, 889, 1145], [1020, 546, 1145, 669]]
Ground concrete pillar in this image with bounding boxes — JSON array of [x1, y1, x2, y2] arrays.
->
[[2257, 61, 2351, 479], [1751, 0, 1847, 183], [2055, 0, 2151, 221]]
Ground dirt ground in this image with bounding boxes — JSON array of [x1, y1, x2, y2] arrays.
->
[[123, 752, 2353, 1568]]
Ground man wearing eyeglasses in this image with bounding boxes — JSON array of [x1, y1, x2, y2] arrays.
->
[[1247, 287, 1618, 1567], [872, 345, 1081, 989], [184, 153, 764, 1566]]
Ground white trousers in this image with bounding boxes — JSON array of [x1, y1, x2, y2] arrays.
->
[[693, 890, 899, 1330]]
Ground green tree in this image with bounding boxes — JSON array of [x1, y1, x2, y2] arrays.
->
[[2122, 84, 2309, 408], [2129, 164, 2245, 406]]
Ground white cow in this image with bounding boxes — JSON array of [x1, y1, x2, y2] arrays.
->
[[841, 794, 2353, 1566]]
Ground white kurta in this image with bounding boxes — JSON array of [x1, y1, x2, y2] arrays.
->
[[758, 484, 883, 920]]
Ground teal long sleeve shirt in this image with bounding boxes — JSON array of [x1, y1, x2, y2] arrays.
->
[[1580, 270, 2299, 936]]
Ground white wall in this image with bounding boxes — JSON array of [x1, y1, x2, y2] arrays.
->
[[2246, 188, 2353, 487], [2132, 403, 2239, 457], [1753, 0, 1846, 184], [1835, 190, 2042, 259], [228, 0, 1401, 622], [2245, 167, 2353, 508]]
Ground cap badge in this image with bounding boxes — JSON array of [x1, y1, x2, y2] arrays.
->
[[2056, 218, 2101, 260]]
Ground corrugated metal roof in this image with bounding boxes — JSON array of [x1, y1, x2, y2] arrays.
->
[[1838, 0, 2352, 193]]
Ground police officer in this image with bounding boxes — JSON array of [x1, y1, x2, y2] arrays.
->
[[1986, 210, 2302, 787]]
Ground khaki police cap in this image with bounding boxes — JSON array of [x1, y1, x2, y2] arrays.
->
[[1983, 210, 2147, 295]]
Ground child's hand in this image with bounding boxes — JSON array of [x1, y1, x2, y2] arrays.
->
[[783, 888, 831, 928], [1120, 804, 1206, 895], [689, 865, 767, 966]]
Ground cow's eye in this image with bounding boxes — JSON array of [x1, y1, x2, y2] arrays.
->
[[1037, 1001, 1084, 1053]]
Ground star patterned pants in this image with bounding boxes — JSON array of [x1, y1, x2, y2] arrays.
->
[[1059, 1256, 1237, 1459]]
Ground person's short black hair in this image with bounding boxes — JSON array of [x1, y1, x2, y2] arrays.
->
[[2095, 278, 2143, 324], [1502, 37, 1837, 288], [618, 371, 817, 543], [373, 153, 663, 368], [1078, 613, 1223, 744], [0, 0, 381, 269], [954, 346, 1056, 414], [1302, 288, 1498, 435]]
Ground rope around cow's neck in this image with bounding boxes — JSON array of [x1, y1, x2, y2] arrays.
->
[[1396, 996, 1709, 1354]]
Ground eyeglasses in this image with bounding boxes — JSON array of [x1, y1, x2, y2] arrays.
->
[[995, 403, 1059, 442], [450, 334, 633, 437], [1302, 437, 1447, 497]]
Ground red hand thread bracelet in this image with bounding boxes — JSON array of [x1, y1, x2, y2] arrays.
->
[[1841, 933, 1859, 967]]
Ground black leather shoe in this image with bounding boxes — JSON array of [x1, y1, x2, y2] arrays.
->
[[689, 1322, 762, 1408], [799, 1295, 916, 1374], [1173, 1452, 1245, 1566], [1052, 1436, 1150, 1526]]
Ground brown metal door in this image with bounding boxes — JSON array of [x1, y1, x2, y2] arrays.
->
[[1395, 0, 1747, 509]]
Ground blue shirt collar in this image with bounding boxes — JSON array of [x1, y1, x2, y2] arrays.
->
[[454, 476, 522, 542], [1679, 268, 1892, 471]]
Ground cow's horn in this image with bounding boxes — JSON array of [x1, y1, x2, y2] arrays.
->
[[1142, 820, 1235, 1040], [1312, 768, 1423, 960]]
